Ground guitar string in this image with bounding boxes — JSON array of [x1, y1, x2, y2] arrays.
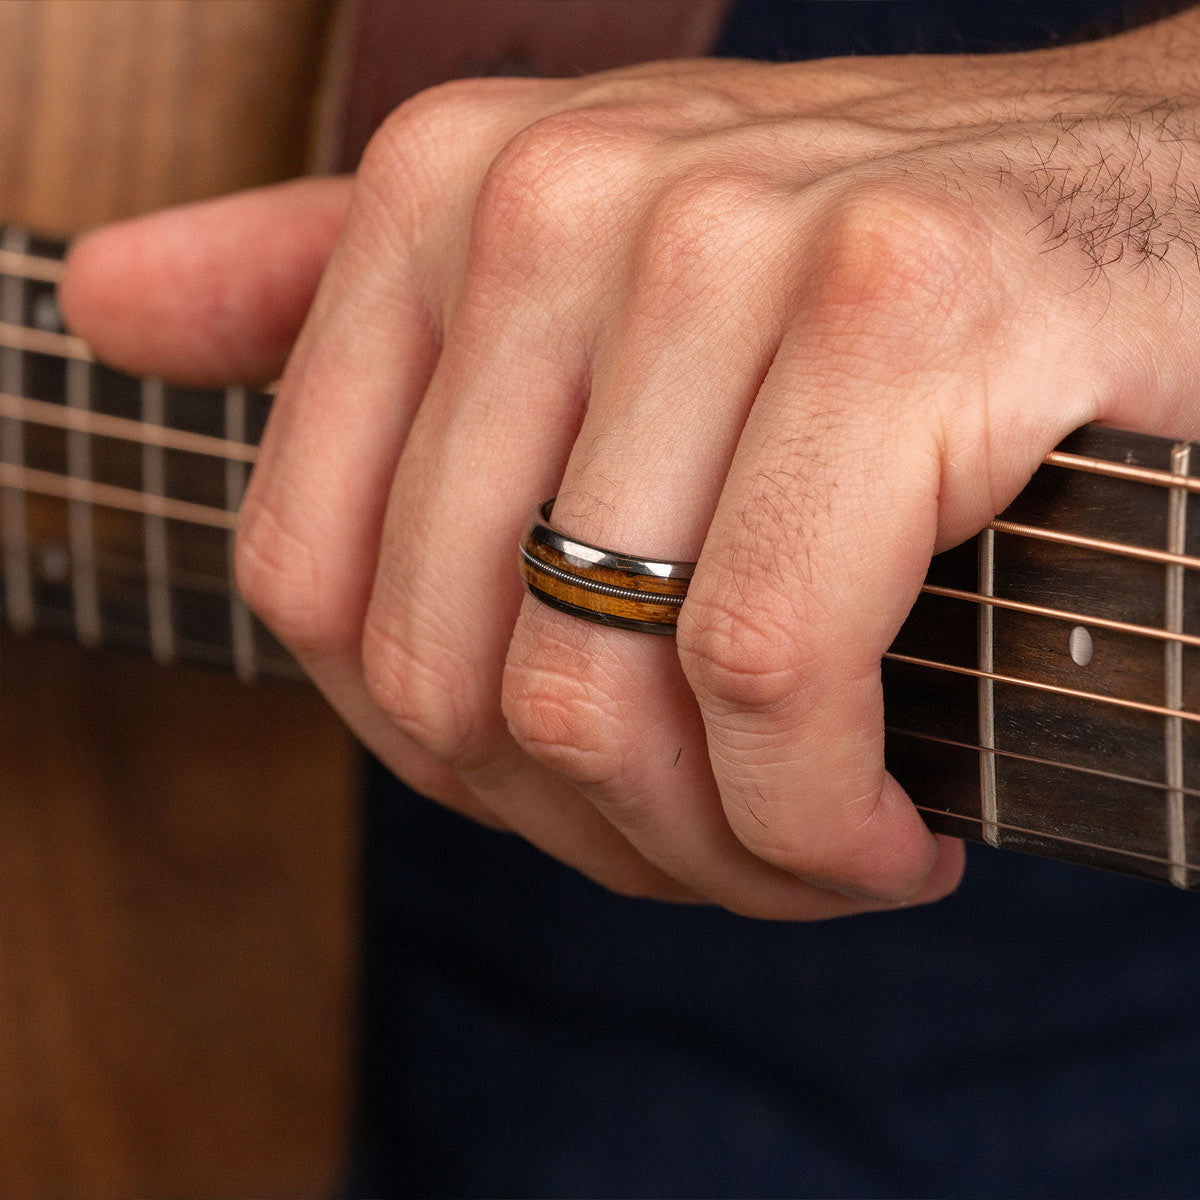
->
[[887, 725, 1200, 799], [911, 802, 1200, 873], [0, 248, 66, 284], [990, 519, 1200, 571], [918, 586, 1200, 649], [1042, 449, 1200, 495], [885, 652, 1200, 725], [1, 391, 259, 462], [0, 319, 91, 362], [0, 462, 238, 529]]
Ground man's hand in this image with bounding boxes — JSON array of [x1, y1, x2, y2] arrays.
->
[[62, 11, 1200, 918]]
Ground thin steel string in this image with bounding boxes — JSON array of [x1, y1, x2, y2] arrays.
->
[[1, 391, 259, 462], [912, 802, 1200, 873], [0, 249, 65, 284], [886, 725, 1200, 799], [0, 320, 92, 362], [0, 462, 238, 530]]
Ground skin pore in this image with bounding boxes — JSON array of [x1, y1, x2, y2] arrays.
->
[[61, 5, 1200, 920]]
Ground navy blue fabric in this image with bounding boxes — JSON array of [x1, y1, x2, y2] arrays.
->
[[350, 770, 1200, 1198], [713, 0, 1173, 59], [348, 4, 1200, 1195]]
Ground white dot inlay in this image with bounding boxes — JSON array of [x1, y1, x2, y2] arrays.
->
[[1069, 625, 1093, 667]]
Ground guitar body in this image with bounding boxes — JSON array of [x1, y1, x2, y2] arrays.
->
[[0, 4, 356, 1196]]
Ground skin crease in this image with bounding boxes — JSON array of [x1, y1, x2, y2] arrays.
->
[[61, 10, 1200, 920]]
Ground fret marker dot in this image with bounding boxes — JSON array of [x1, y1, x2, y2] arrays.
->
[[38, 543, 70, 584], [1069, 625, 1093, 667]]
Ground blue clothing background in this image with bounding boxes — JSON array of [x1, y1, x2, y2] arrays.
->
[[349, 4, 1200, 1196]]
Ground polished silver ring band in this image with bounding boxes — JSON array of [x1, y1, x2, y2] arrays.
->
[[519, 499, 695, 635]]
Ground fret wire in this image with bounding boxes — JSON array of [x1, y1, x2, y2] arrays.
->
[[65, 357, 101, 646], [0, 462, 238, 530], [0, 248, 66, 284], [920, 585, 1200, 649], [0, 319, 92, 362], [884, 651, 1200, 725], [989, 519, 1200, 571], [1165, 444, 1190, 886], [887, 726, 1200, 799], [1045, 449, 1200, 494], [140, 378, 176, 665], [977, 528, 999, 845], [912, 803, 1200, 874], [224, 385, 257, 683], [0, 390, 260, 462], [1, 228, 35, 632]]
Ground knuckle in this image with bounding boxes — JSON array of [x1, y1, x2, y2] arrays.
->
[[234, 503, 350, 657], [355, 78, 535, 243], [471, 109, 639, 268], [804, 179, 997, 351], [644, 172, 771, 265], [501, 638, 626, 788], [676, 587, 811, 716], [364, 77, 521, 174], [360, 613, 482, 767], [627, 172, 773, 312]]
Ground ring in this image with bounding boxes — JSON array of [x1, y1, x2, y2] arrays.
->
[[519, 499, 695, 635]]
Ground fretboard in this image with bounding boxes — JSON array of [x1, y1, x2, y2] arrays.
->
[[0, 227, 299, 680], [2, 227, 1197, 887]]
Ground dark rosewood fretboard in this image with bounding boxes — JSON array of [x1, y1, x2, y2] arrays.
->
[[2, 227, 1197, 887], [0, 227, 298, 680]]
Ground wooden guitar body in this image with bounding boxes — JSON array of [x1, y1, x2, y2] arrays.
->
[[0, 5, 355, 1196], [0, 5, 732, 1195]]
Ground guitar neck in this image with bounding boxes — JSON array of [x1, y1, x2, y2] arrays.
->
[[2, 225, 1198, 885], [889, 425, 1199, 888], [0, 227, 299, 680]]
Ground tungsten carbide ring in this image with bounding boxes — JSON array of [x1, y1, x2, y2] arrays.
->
[[519, 499, 695, 635]]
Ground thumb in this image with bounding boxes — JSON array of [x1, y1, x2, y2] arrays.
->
[[59, 175, 353, 387]]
